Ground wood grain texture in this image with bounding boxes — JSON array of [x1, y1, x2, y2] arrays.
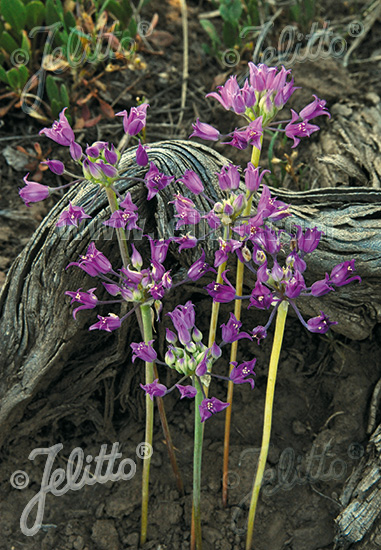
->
[[0, 140, 380, 450]]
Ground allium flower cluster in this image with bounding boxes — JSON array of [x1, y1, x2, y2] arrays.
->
[[190, 62, 330, 151], [134, 302, 255, 422], [18, 104, 168, 224]]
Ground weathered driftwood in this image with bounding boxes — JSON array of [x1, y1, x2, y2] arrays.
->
[[0, 140, 380, 454], [335, 424, 381, 549]]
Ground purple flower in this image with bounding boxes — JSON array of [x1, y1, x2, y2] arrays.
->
[[83, 158, 117, 181], [56, 202, 92, 227], [285, 109, 320, 148], [130, 243, 143, 269], [19, 174, 50, 206], [199, 397, 229, 422], [86, 141, 107, 158], [217, 164, 240, 191], [173, 234, 198, 252], [144, 162, 174, 200], [296, 225, 322, 254], [214, 238, 242, 268], [307, 311, 337, 334], [178, 170, 204, 195], [255, 226, 282, 255], [245, 164, 269, 194], [243, 117, 263, 150], [131, 340, 157, 363], [116, 103, 149, 135], [229, 359, 256, 389], [300, 95, 330, 121], [65, 287, 98, 319], [195, 352, 209, 376], [135, 141, 149, 166], [221, 313, 252, 343], [176, 384, 198, 399], [187, 249, 216, 281], [256, 185, 289, 221], [70, 141, 83, 162], [89, 313, 121, 332], [204, 210, 221, 230], [140, 379, 167, 400], [251, 325, 267, 344], [66, 242, 112, 276], [104, 144, 119, 165], [167, 301, 195, 345], [329, 260, 361, 287], [147, 236, 170, 263], [205, 271, 236, 303], [119, 192, 138, 211], [175, 207, 201, 229], [249, 281, 274, 310], [310, 274, 334, 297], [103, 210, 140, 230], [190, 119, 220, 141], [284, 271, 306, 299], [39, 108, 75, 146], [206, 75, 245, 112], [43, 159, 65, 175]]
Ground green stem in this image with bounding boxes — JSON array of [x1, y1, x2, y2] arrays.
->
[[245, 300, 288, 550], [140, 304, 155, 547], [104, 186, 184, 499], [223, 141, 262, 506], [105, 187, 130, 268], [191, 378, 204, 550]]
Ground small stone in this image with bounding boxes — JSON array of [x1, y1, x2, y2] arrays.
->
[[73, 536, 85, 550], [125, 532, 139, 546], [365, 92, 380, 105], [91, 519, 119, 550], [292, 419, 307, 435]]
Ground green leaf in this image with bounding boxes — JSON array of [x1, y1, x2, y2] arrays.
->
[[0, 65, 9, 84], [45, 0, 63, 26], [0, 31, 20, 56], [222, 20, 238, 48], [219, 0, 242, 23], [127, 17, 137, 39], [64, 10, 77, 32], [17, 63, 29, 88], [7, 67, 20, 90], [107, 0, 131, 27], [200, 19, 220, 47], [50, 97, 62, 120], [60, 82, 70, 107], [45, 74, 60, 103], [0, 0, 27, 34], [25, 1, 45, 28], [20, 31, 31, 56]]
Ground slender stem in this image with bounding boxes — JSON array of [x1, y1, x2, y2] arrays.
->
[[207, 262, 226, 350], [245, 300, 288, 550], [104, 187, 130, 268], [140, 304, 155, 547], [191, 378, 204, 550], [222, 142, 262, 506], [154, 363, 184, 496]]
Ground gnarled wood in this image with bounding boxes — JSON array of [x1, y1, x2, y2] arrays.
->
[[0, 140, 380, 451]]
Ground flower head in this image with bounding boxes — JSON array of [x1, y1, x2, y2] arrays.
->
[[178, 170, 204, 195], [39, 108, 75, 145], [229, 359, 256, 389], [285, 109, 320, 148], [89, 313, 121, 332], [190, 119, 220, 141], [131, 340, 157, 363], [307, 311, 337, 334], [116, 103, 149, 135], [205, 271, 236, 303], [19, 175, 50, 206], [56, 202, 92, 227], [144, 162, 174, 200], [329, 260, 361, 287], [65, 287, 98, 319], [140, 379, 167, 400], [221, 313, 252, 343], [176, 384, 198, 399], [66, 242, 112, 276], [199, 397, 229, 422]]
